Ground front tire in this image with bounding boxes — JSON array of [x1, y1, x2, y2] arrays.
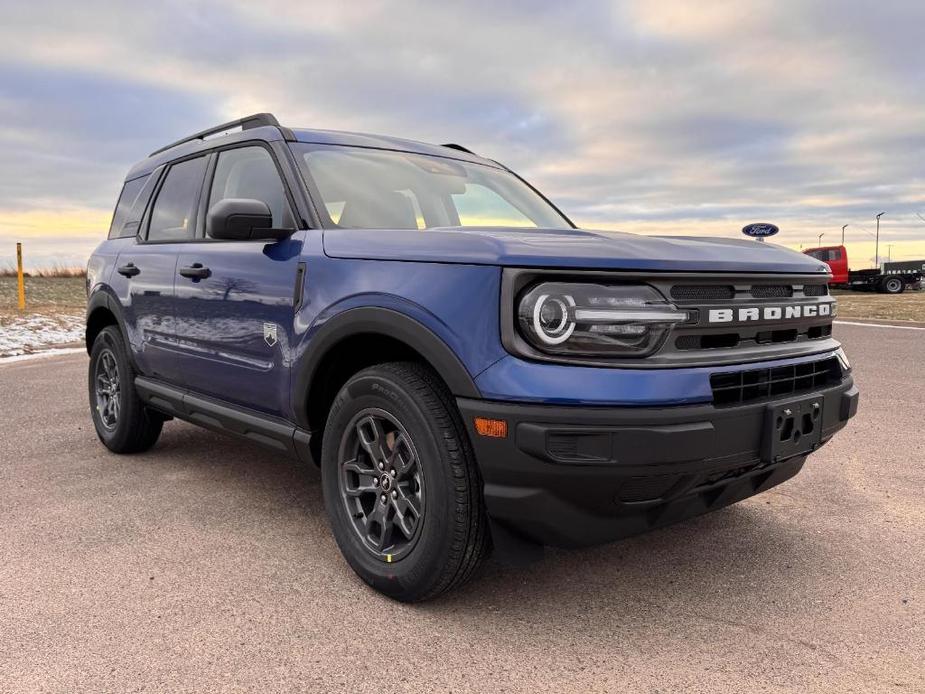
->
[[321, 362, 489, 602], [88, 325, 163, 453]]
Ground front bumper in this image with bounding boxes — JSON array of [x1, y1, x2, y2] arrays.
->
[[458, 375, 858, 548]]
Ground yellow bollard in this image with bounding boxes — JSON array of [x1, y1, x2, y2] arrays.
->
[[16, 242, 25, 310]]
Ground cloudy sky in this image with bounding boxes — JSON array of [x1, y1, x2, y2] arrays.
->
[[1, 0, 923, 269]]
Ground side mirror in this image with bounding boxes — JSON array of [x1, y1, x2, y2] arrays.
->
[[207, 198, 291, 241]]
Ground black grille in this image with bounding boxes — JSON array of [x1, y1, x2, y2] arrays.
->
[[751, 284, 793, 298], [676, 333, 739, 350], [807, 324, 832, 339], [710, 357, 841, 406], [671, 285, 735, 300], [755, 328, 798, 344], [804, 284, 829, 296]]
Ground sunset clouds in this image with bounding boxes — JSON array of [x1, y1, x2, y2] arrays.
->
[[1, 0, 923, 267]]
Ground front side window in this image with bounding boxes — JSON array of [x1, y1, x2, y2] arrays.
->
[[147, 156, 208, 242], [208, 146, 292, 233], [295, 144, 571, 231]]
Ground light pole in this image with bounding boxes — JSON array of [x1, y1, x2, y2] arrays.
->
[[817, 232, 825, 246], [841, 224, 848, 245], [875, 212, 885, 267]]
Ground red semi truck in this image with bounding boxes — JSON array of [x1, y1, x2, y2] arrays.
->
[[803, 245, 924, 294]]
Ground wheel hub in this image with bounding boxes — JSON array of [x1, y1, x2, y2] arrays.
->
[[94, 349, 121, 430], [337, 408, 425, 561]]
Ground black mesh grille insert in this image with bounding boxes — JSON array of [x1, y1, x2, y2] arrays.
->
[[751, 284, 794, 298], [710, 357, 841, 406], [804, 284, 829, 296], [755, 329, 799, 344], [670, 285, 735, 300], [807, 324, 833, 339], [676, 333, 739, 350]]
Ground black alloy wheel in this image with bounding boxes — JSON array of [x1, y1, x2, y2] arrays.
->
[[94, 348, 121, 430], [337, 408, 425, 562]]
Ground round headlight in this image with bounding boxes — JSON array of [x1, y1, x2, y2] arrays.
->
[[517, 282, 688, 357], [532, 293, 576, 344]]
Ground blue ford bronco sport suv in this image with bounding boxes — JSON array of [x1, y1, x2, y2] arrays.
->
[[87, 113, 858, 601]]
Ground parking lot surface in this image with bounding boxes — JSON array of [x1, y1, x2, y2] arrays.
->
[[0, 324, 922, 692]]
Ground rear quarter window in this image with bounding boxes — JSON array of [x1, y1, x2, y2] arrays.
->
[[108, 175, 150, 238]]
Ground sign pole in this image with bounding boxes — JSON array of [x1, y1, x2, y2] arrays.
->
[[16, 242, 25, 311]]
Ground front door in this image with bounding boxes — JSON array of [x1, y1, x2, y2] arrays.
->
[[173, 144, 303, 418]]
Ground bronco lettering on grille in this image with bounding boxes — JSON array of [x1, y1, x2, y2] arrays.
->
[[708, 304, 831, 323]]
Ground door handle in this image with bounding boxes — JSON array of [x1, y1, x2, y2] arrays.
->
[[117, 263, 140, 278], [178, 263, 211, 279]]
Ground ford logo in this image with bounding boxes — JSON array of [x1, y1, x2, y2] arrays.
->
[[742, 222, 779, 238]]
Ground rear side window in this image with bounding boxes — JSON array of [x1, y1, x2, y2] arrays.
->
[[147, 156, 208, 242], [108, 175, 149, 238], [207, 146, 293, 231]]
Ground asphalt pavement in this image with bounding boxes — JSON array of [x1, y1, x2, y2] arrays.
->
[[0, 323, 922, 692]]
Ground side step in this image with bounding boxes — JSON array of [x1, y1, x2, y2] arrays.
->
[[135, 376, 314, 464]]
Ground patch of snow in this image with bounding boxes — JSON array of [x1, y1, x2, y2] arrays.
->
[[0, 347, 86, 364], [0, 313, 84, 357]]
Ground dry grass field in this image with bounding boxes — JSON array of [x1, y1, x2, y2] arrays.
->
[[832, 289, 925, 323], [0, 265, 86, 278]]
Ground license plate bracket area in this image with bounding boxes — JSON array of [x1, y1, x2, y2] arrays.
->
[[762, 396, 824, 463]]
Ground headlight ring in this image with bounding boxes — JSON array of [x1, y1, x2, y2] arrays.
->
[[532, 293, 576, 345]]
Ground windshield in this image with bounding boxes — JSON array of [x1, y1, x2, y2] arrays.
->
[[294, 144, 571, 230]]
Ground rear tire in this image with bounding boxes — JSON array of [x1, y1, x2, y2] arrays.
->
[[88, 326, 163, 453], [881, 277, 904, 294], [321, 362, 489, 602]]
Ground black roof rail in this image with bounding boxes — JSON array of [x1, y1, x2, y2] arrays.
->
[[442, 143, 477, 155], [149, 112, 295, 157]]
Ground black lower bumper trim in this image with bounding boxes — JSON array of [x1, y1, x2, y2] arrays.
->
[[458, 376, 857, 547]]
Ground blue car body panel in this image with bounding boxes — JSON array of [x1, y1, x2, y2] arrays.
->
[[321, 227, 828, 274], [172, 232, 306, 416], [288, 247, 505, 419], [109, 238, 184, 383]]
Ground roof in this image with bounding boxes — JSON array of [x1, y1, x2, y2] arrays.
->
[[289, 128, 487, 164], [125, 112, 492, 181]]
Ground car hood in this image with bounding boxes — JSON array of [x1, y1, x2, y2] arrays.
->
[[322, 227, 829, 274]]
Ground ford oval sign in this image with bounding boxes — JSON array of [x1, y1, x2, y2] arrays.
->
[[742, 222, 779, 238]]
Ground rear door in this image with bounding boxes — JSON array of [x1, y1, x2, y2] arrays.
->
[[173, 144, 303, 417], [113, 155, 209, 384]]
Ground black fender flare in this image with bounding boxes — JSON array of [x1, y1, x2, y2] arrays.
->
[[293, 307, 482, 430], [85, 289, 136, 366]]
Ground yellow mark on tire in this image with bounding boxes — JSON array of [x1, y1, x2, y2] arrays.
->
[[386, 554, 392, 563]]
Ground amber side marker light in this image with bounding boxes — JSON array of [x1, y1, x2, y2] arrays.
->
[[474, 417, 508, 438]]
